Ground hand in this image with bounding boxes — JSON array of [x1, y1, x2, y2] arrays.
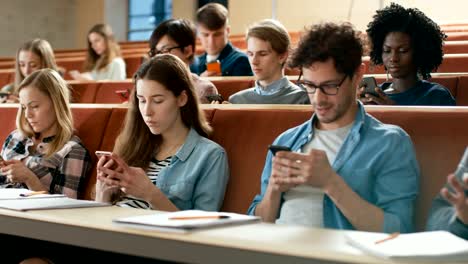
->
[[269, 160, 298, 193], [95, 155, 120, 202], [200, 70, 221, 77], [97, 153, 156, 201], [1, 160, 38, 185], [360, 87, 396, 105], [441, 174, 468, 225], [69, 70, 81, 80], [69, 70, 93, 81], [272, 149, 336, 191]]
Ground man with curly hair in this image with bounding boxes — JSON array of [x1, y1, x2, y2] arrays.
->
[[247, 22, 419, 233], [361, 3, 455, 105]]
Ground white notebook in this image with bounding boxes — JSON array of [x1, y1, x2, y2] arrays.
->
[[113, 210, 261, 233], [346, 230, 468, 262], [0, 196, 110, 211], [0, 188, 65, 200]]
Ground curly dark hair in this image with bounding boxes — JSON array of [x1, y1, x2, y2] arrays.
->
[[366, 3, 446, 79], [289, 22, 363, 77]]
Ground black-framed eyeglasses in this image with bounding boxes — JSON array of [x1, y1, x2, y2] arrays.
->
[[296, 72, 348, 96], [148, 46, 182, 57]]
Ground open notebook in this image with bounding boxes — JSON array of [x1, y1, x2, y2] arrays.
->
[[113, 210, 261, 233], [346, 230, 468, 262]]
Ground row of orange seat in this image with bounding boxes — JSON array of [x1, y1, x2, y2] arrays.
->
[[0, 54, 145, 81], [62, 75, 468, 105], [0, 104, 465, 231]]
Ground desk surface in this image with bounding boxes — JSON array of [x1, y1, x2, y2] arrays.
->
[[0, 206, 460, 264]]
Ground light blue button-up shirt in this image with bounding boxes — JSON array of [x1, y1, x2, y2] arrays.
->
[[247, 103, 420, 233], [254, 77, 289, 95], [156, 128, 229, 211]]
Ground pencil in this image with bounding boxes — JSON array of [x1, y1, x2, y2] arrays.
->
[[19, 191, 48, 197], [374, 232, 400, 244], [169, 215, 230, 220]]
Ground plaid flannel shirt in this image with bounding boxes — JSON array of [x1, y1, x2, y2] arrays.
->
[[0, 130, 92, 198]]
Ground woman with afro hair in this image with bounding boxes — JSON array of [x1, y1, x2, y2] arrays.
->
[[360, 3, 455, 106]]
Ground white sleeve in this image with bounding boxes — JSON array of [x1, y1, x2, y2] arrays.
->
[[106, 58, 126, 80]]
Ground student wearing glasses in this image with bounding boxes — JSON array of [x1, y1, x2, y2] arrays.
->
[[228, 19, 309, 104], [149, 19, 218, 103], [248, 23, 419, 233]]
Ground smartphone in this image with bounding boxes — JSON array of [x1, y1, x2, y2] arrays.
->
[[206, 60, 221, 74], [206, 94, 224, 103], [0, 93, 9, 103], [360, 77, 379, 97], [268, 145, 291, 156], [455, 147, 468, 181], [95, 151, 112, 157], [114, 89, 130, 103]]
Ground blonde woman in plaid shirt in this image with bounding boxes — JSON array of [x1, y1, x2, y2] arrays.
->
[[0, 69, 92, 199]]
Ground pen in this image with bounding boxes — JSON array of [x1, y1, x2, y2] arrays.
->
[[169, 215, 230, 220], [374, 232, 400, 244], [19, 191, 48, 197]]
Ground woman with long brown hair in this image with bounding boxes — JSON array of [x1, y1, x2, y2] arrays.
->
[[95, 54, 229, 211], [70, 23, 126, 81], [1, 39, 59, 100]]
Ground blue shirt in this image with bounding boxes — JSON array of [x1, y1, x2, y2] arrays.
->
[[156, 128, 229, 211], [247, 103, 420, 233], [426, 173, 468, 240], [254, 77, 288, 95], [380, 80, 455, 106], [190, 42, 253, 76]]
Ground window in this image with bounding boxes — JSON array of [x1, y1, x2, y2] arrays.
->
[[128, 0, 172, 41], [198, 0, 228, 8]]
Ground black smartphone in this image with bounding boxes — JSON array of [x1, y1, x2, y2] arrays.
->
[[268, 145, 291, 156], [360, 77, 379, 97], [206, 94, 224, 103]]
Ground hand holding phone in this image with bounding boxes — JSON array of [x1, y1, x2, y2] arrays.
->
[[268, 145, 291, 156], [115, 89, 130, 103], [95, 151, 112, 157], [206, 94, 224, 103], [359, 77, 379, 97], [206, 60, 221, 74]]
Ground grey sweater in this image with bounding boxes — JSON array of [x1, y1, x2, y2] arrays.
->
[[228, 80, 310, 104]]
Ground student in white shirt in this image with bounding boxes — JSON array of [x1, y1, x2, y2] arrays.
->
[[70, 24, 126, 81]]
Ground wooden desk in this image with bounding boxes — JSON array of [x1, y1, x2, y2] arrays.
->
[[0, 206, 459, 264]]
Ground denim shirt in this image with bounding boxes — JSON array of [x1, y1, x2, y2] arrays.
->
[[426, 172, 468, 240], [254, 77, 288, 95], [247, 103, 420, 233], [156, 128, 229, 211]]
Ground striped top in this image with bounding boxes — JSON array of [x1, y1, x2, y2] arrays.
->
[[116, 157, 171, 209]]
